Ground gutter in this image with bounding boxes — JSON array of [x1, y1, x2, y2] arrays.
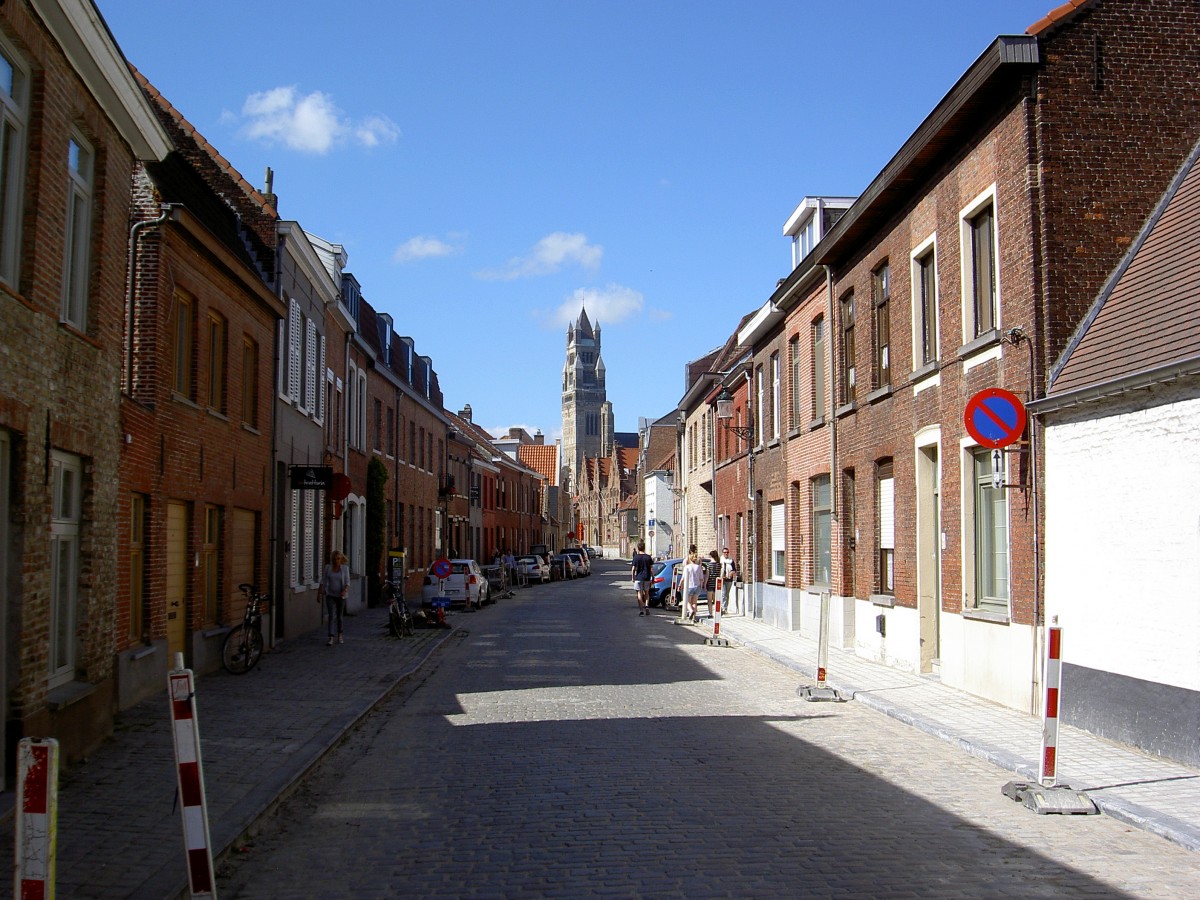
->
[[1029, 356, 1200, 415]]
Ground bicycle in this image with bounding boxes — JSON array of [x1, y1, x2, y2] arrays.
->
[[383, 579, 414, 638], [222, 583, 266, 674]]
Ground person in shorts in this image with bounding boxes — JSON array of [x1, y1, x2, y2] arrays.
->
[[630, 540, 654, 616]]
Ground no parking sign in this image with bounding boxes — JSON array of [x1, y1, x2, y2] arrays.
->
[[964, 388, 1027, 449]]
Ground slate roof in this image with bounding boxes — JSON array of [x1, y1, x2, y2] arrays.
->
[[1048, 138, 1200, 400]]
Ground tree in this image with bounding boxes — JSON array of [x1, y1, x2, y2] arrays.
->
[[366, 457, 388, 607]]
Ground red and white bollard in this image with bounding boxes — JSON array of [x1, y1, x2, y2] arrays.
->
[[15, 736, 59, 900], [1040, 624, 1063, 787], [1001, 620, 1096, 814], [799, 591, 845, 701], [169, 654, 216, 898], [705, 580, 729, 646]]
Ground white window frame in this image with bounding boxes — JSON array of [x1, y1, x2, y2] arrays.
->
[[959, 186, 1001, 343], [50, 450, 82, 687], [963, 443, 1010, 614], [769, 501, 785, 582], [770, 353, 780, 440], [811, 475, 831, 587], [878, 465, 895, 595], [61, 133, 94, 330], [0, 38, 29, 289], [755, 364, 764, 448], [910, 233, 939, 372]]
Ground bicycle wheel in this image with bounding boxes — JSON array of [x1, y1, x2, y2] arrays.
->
[[222, 625, 264, 674], [388, 605, 403, 638]]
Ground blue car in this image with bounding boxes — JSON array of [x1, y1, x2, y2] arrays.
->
[[650, 558, 682, 607]]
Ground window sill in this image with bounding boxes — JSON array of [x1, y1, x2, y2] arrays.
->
[[962, 607, 1010, 625], [206, 408, 229, 423], [46, 680, 101, 712], [58, 319, 102, 349], [909, 359, 940, 383], [242, 423, 261, 436], [957, 328, 1002, 361], [808, 416, 826, 432], [864, 385, 892, 405], [766, 438, 781, 450], [787, 427, 803, 441], [870, 593, 896, 608], [835, 401, 857, 419], [171, 392, 201, 411]]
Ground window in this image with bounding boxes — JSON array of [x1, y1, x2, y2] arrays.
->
[[769, 501, 785, 581], [915, 247, 939, 365], [303, 317, 318, 414], [0, 42, 28, 288], [968, 203, 997, 338], [972, 448, 1009, 611], [61, 135, 94, 330], [386, 407, 395, 457], [770, 353, 780, 440], [877, 461, 895, 594], [789, 335, 801, 430], [172, 290, 193, 398], [373, 398, 383, 451], [839, 292, 855, 404], [811, 475, 831, 587], [130, 493, 147, 640], [242, 337, 258, 428], [50, 451, 82, 687], [202, 505, 221, 626], [872, 264, 890, 388], [207, 313, 226, 412], [812, 317, 826, 421]]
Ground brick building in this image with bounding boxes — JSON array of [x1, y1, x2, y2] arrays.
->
[[0, 0, 173, 768], [729, 0, 1200, 716], [121, 72, 282, 701]]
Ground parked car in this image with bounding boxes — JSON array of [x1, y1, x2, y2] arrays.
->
[[549, 554, 575, 580], [559, 548, 590, 577], [650, 558, 682, 607], [421, 559, 491, 609], [516, 554, 550, 584], [582, 544, 596, 559]]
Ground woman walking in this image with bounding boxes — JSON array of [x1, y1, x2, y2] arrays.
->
[[320, 550, 350, 646]]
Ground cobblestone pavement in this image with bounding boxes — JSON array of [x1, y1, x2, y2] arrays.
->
[[218, 561, 1200, 898], [0, 602, 456, 898]]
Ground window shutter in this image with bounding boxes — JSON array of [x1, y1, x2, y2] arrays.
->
[[879, 476, 895, 550], [290, 488, 300, 587], [305, 318, 318, 414], [288, 299, 301, 404], [316, 335, 326, 424]]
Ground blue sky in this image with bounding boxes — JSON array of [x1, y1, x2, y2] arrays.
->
[[101, 0, 1055, 441]]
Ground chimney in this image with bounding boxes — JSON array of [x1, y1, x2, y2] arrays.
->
[[535, 429, 544, 445], [459, 404, 472, 422]]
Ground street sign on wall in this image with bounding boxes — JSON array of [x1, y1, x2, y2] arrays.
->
[[964, 388, 1027, 450]]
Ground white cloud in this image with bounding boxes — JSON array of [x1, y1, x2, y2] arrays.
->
[[551, 284, 644, 328], [238, 86, 399, 154], [393, 235, 458, 264], [477, 232, 602, 281]]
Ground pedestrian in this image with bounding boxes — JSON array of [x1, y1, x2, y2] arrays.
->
[[705, 550, 721, 619], [720, 546, 739, 615], [683, 551, 705, 623], [630, 540, 654, 616], [320, 550, 350, 646], [503, 548, 516, 588]]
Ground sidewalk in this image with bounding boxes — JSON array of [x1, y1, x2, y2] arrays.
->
[[0, 607, 459, 899], [713, 612, 1200, 852]]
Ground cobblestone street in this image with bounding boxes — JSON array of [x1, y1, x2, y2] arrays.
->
[[218, 562, 1200, 898]]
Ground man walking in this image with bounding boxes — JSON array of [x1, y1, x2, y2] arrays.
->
[[630, 540, 654, 616], [720, 547, 738, 615]]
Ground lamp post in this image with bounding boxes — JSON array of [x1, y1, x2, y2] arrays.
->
[[716, 387, 755, 618]]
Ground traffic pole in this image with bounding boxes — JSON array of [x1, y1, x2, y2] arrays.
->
[[798, 591, 845, 701], [169, 654, 216, 897], [15, 736, 59, 899], [705, 579, 729, 647], [1001, 621, 1097, 814], [1040, 624, 1063, 787]]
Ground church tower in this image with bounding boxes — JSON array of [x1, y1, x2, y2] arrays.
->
[[561, 307, 613, 494]]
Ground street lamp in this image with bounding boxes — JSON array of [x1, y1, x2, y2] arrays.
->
[[715, 387, 753, 441], [715, 385, 756, 618]]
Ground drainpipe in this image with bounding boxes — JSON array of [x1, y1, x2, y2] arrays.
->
[[125, 204, 176, 397], [268, 231, 286, 646], [745, 368, 756, 617], [824, 265, 837, 518]]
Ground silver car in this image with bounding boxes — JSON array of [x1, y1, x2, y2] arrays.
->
[[421, 559, 491, 609], [516, 555, 550, 584]]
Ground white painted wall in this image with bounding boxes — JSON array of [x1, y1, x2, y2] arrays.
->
[[1044, 394, 1200, 691], [643, 473, 677, 559]]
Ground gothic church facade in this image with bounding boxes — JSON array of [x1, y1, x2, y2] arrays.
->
[[561, 308, 613, 494]]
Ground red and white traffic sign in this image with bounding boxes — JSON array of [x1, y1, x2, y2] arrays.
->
[[964, 388, 1027, 449]]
